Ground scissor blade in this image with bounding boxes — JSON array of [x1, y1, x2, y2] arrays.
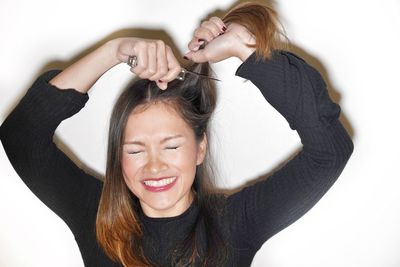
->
[[184, 69, 221, 81]]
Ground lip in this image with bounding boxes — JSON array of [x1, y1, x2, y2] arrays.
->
[[142, 176, 178, 192], [142, 176, 176, 182]]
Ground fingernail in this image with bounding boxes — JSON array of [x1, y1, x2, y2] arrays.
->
[[218, 32, 225, 36], [183, 56, 189, 60], [198, 38, 205, 43], [222, 26, 227, 31], [158, 80, 163, 83]]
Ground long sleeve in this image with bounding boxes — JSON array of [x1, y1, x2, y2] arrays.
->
[[225, 51, 354, 252], [0, 70, 103, 236]]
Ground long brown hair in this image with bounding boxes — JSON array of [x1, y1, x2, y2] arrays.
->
[[95, 2, 285, 266], [96, 61, 229, 266]]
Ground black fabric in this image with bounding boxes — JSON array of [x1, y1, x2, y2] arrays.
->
[[0, 50, 354, 266]]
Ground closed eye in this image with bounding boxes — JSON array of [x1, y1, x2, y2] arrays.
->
[[128, 147, 178, 154], [128, 151, 142, 155]]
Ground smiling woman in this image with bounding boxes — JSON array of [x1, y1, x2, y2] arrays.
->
[[0, 2, 354, 267], [95, 62, 226, 266]]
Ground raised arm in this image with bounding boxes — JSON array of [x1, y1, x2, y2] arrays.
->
[[184, 6, 354, 253], [50, 37, 181, 92], [226, 50, 353, 251], [0, 37, 181, 235]]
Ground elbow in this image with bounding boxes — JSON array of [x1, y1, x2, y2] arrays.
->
[[345, 136, 354, 160], [306, 123, 354, 172], [339, 125, 355, 163], [331, 130, 354, 174], [330, 118, 355, 170]]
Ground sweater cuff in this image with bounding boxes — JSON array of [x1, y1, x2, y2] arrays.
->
[[29, 69, 89, 107], [234, 50, 341, 131], [235, 51, 258, 77], [234, 51, 298, 130], [2, 70, 89, 139]]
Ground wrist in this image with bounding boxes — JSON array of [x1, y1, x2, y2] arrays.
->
[[103, 38, 124, 66], [236, 46, 256, 62], [231, 24, 256, 62]]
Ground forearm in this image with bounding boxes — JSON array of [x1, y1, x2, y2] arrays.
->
[[49, 39, 121, 93]]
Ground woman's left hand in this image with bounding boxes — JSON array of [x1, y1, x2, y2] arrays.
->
[[184, 17, 256, 63]]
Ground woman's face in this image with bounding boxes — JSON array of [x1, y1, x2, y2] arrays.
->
[[121, 102, 207, 218]]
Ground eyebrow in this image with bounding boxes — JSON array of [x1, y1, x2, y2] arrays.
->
[[123, 134, 184, 145]]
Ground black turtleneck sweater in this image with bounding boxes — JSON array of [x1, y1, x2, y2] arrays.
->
[[0, 51, 354, 266]]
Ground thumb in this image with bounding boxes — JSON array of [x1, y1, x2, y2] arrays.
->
[[184, 50, 208, 63], [156, 80, 167, 90]]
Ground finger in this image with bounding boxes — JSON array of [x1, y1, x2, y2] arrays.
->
[[156, 80, 167, 90], [209, 16, 227, 32], [158, 46, 181, 87], [131, 45, 147, 76], [188, 38, 206, 51], [140, 42, 157, 79], [194, 27, 214, 43], [200, 20, 222, 39], [187, 18, 224, 52], [149, 41, 168, 81], [183, 50, 208, 63]]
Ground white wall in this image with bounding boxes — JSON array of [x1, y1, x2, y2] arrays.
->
[[1, 0, 399, 266]]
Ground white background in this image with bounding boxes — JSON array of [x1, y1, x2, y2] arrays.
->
[[1, 0, 399, 266]]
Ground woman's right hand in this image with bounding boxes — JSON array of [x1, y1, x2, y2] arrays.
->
[[113, 37, 182, 90], [184, 18, 256, 63]]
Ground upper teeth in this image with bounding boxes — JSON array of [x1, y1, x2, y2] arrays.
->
[[143, 177, 176, 187]]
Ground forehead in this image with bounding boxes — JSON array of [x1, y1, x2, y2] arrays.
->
[[124, 102, 193, 140]]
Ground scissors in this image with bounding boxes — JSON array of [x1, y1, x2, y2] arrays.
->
[[127, 41, 220, 82], [176, 68, 221, 82]]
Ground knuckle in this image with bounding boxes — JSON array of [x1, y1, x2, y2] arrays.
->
[[210, 27, 219, 35], [205, 31, 213, 41], [137, 40, 146, 48], [194, 28, 201, 37], [159, 68, 168, 76], [140, 71, 150, 79], [156, 40, 165, 48], [138, 63, 146, 71], [200, 21, 208, 27], [148, 68, 156, 75], [174, 66, 182, 74], [210, 16, 219, 22], [149, 43, 156, 50]]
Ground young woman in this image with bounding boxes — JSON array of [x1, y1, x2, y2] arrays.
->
[[0, 2, 354, 267]]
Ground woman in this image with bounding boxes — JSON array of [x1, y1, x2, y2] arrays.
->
[[0, 2, 353, 267]]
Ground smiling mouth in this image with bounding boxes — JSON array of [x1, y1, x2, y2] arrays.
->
[[142, 177, 177, 187]]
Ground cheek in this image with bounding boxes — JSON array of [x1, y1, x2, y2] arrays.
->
[[121, 154, 141, 184], [176, 146, 199, 179]]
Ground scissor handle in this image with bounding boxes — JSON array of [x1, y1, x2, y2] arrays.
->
[[176, 69, 187, 81]]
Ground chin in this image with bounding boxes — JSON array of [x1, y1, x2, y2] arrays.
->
[[141, 196, 179, 214]]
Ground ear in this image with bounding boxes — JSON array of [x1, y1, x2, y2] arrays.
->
[[196, 133, 208, 165]]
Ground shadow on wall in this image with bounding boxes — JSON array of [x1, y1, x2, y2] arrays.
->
[[3, 0, 355, 193]]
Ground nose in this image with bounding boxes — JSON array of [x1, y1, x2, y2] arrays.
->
[[144, 152, 168, 175]]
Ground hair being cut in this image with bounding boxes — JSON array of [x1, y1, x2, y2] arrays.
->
[[222, 1, 288, 60]]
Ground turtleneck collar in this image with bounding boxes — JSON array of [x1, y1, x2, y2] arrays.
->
[[138, 197, 199, 225]]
